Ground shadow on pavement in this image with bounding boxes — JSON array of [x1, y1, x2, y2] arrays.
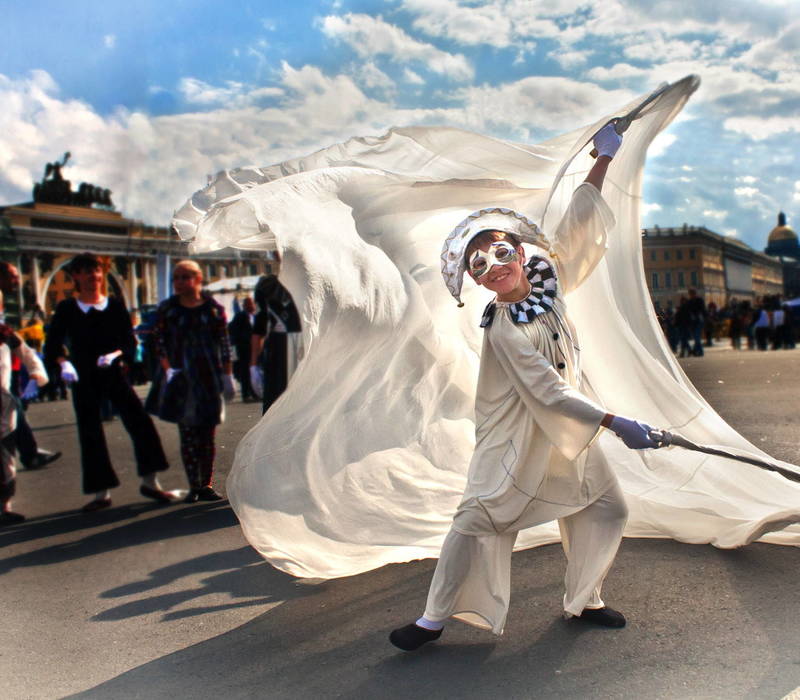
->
[[0, 502, 236, 574], [94, 546, 307, 623], [66, 539, 800, 700]]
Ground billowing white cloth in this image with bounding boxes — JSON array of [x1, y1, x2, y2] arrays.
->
[[173, 75, 800, 579]]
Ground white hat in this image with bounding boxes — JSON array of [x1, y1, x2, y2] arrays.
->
[[440, 207, 550, 306]]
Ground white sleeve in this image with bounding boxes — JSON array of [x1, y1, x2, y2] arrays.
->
[[489, 321, 605, 461], [15, 340, 48, 385], [550, 182, 615, 295]]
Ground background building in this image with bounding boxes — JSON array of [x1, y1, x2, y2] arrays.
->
[[0, 156, 270, 326], [763, 212, 800, 299], [642, 224, 784, 309]]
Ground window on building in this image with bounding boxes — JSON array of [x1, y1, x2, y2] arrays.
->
[[249, 263, 258, 276], [690, 271, 698, 285], [665, 272, 672, 288], [650, 250, 657, 262], [664, 250, 670, 261], [651, 272, 659, 289], [676, 250, 683, 260], [689, 248, 696, 259], [208, 263, 217, 278], [221, 264, 228, 277], [678, 271, 685, 287]]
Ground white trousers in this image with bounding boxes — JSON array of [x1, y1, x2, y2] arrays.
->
[[423, 481, 628, 632]]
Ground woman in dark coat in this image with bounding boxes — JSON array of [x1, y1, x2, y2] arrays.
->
[[146, 260, 235, 502]]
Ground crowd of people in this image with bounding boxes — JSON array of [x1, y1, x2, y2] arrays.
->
[[655, 291, 797, 356], [0, 252, 299, 524]]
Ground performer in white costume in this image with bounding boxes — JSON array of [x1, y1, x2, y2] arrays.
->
[[172, 75, 800, 595], [390, 124, 664, 650]]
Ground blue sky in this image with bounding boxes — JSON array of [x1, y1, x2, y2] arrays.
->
[[1, 0, 798, 250]]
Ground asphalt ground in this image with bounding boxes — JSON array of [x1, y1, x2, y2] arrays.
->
[[2, 346, 800, 700]]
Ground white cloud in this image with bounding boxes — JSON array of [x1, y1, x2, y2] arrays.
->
[[403, 69, 425, 85], [103, 34, 116, 49], [793, 181, 800, 202], [723, 115, 800, 139], [453, 77, 634, 138], [647, 133, 677, 158], [321, 13, 473, 81], [586, 63, 649, 83], [737, 175, 757, 183], [735, 186, 759, 197], [553, 50, 589, 70], [179, 78, 283, 108], [702, 209, 727, 220], [642, 202, 662, 216], [402, 0, 514, 48], [357, 62, 395, 91]]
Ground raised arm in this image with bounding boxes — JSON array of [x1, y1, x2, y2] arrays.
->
[[583, 122, 622, 192]]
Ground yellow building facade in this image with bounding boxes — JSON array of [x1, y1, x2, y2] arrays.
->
[[642, 225, 783, 309]]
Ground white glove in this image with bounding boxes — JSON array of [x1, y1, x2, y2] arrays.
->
[[166, 367, 182, 383], [60, 360, 79, 384], [593, 122, 623, 159], [222, 373, 236, 401], [250, 365, 264, 398], [97, 350, 122, 368], [609, 415, 659, 450], [21, 378, 39, 400]]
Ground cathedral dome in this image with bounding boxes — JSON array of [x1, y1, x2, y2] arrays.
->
[[768, 212, 797, 244]]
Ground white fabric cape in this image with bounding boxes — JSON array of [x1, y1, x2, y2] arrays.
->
[[174, 75, 800, 579]]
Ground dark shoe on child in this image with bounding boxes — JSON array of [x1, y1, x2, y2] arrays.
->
[[389, 623, 443, 651], [82, 497, 112, 513], [139, 485, 178, 503], [184, 490, 200, 503], [196, 486, 223, 501], [25, 450, 62, 470], [0, 511, 26, 525], [576, 606, 626, 628]]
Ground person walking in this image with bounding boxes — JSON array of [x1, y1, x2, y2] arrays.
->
[[42, 253, 174, 512], [146, 260, 235, 502]]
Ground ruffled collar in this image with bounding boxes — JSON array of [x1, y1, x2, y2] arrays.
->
[[480, 257, 558, 327]]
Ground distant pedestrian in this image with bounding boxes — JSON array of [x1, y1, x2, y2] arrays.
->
[[686, 288, 706, 356], [228, 297, 257, 401], [0, 262, 48, 525], [43, 253, 174, 512], [249, 274, 301, 415], [146, 260, 235, 503]]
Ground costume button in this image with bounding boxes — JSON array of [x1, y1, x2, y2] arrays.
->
[[552, 333, 559, 340], [557, 362, 566, 369]]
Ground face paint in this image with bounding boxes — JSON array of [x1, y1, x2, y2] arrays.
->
[[468, 241, 519, 279]]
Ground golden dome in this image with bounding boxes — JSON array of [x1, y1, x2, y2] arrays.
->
[[768, 212, 797, 243]]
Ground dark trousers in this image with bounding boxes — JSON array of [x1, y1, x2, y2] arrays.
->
[[1, 433, 16, 502], [233, 348, 254, 399], [14, 398, 38, 469], [262, 333, 289, 415], [71, 366, 169, 493], [178, 423, 216, 489]]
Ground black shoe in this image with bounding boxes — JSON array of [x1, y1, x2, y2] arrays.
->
[[140, 485, 179, 503], [82, 497, 112, 513], [576, 606, 626, 628], [196, 486, 223, 501], [389, 623, 443, 651], [25, 450, 62, 470], [0, 511, 26, 526]]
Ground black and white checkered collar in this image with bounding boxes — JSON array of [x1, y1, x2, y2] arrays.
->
[[480, 257, 558, 328]]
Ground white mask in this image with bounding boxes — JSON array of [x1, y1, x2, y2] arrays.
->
[[468, 241, 519, 279]]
